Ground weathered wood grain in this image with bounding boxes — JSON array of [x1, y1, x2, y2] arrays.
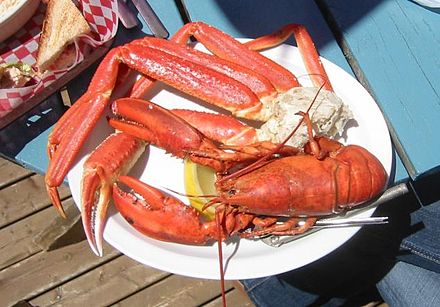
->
[[0, 174, 70, 227], [320, 0, 440, 179], [0, 139, 256, 307], [0, 157, 33, 188], [113, 274, 233, 307], [0, 199, 76, 270], [30, 255, 170, 306], [205, 289, 255, 307], [33, 200, 84, 251], [0, 240, 120, 306]]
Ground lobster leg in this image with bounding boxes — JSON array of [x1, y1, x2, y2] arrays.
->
[[241, 217, 318, 238], [81, 132, 146, 256]]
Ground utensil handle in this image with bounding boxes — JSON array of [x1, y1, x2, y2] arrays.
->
[[314, 216, 388, 228], [262, 183, 409, 247], [117, 0, 138, 29], [131, 0, 169, 38]]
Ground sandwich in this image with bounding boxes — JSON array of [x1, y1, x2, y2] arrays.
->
[[36, 0, 91, 73], [0, 62, 36, 89]]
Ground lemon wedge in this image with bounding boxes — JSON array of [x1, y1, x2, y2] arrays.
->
[[183, 159, 217, 220]]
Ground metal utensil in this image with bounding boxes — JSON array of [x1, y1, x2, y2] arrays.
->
[[131, 0, 169, 38], [261, 216, 388, 247], [261, 183, 409, 247], [310, 216, 389, 228], [117, 0, 138, 29]]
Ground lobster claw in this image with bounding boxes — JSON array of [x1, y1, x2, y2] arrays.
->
[[80, 132, 146, 256], [113, 175, 220, 245]]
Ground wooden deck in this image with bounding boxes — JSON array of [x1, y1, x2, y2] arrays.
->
[[0, 157, 254, 307]]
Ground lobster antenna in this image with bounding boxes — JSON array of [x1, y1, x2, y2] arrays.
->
[[217, 82, 326, 184], [214, 206, 227, 307], [279, 81, 326, 147], [162, 186, 217, 199]]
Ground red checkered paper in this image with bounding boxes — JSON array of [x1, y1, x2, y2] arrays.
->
[[0, 0, 119, 118]]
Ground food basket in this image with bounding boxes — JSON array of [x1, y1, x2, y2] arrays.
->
[[0, 0, 119, 128]]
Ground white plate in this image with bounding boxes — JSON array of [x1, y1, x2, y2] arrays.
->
[[67, 40, 392, 280]]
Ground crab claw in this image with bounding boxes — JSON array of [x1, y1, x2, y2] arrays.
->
[[80, 132, 146, 256], [46, 186, 67, 218]]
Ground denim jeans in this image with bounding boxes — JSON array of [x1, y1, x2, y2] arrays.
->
[[241, 193, 440, 306]]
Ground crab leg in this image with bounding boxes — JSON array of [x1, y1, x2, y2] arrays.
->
[[46, 38, 268, 215], [129, 22, 297, 100], [129, 75, 155, 99], [244, 24, 333, 92], [131, 23, 334, 108], [81, 132, 146, 256], [173, 22, 333, 92], [119, 45, 266, 119], [131, 37, 277, 100], [45, 49, 125, 216], [172, 22, 299, 92]]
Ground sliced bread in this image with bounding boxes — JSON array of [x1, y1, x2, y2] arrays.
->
[[36, 0, 91, 72]]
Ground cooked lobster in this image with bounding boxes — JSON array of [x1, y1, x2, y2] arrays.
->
[[110, 108, 387, 244]]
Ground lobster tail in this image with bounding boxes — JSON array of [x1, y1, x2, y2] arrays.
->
[[334, 145, 388, 206]]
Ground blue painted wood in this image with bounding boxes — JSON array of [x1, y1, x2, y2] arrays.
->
[[1, 95, 63, 174], [182, 0, 352, 72], [0, 0, 410, 184], [321, 0, 440, 180], [182, 0, 409, 183]]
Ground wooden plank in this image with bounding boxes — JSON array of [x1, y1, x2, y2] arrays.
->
[[114, 274, 234, 306], [0, 240, 120, 306], [204, 289, 255, 307], [30, 256, 170, 306], [181, 0, 352, 72], [320, 0, 440, 179], [0, 157, 33, 188], [0, 173, 70, 227], [33, 199, 84, 251], [0, 199, 76, 270], [181, 0, 410, 184]]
